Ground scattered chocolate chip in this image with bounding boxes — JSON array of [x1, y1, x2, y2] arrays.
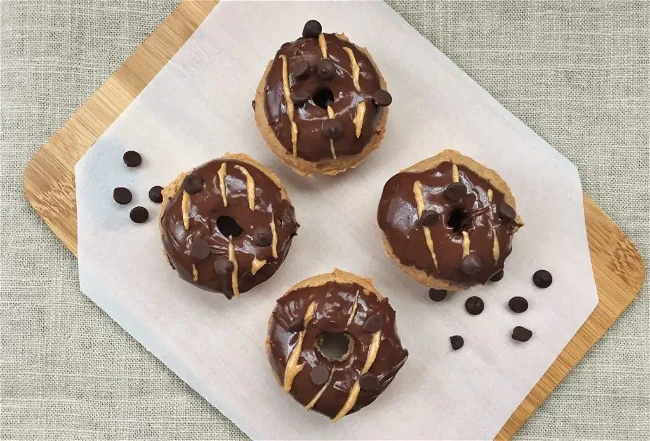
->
[[221, 290, 234, 300], [450, 335, 464, 350], [460, 254, 482, 275], [490, 269, 504, 282], [372, 89, 392, 107], [190, 238, 211, 260], [302, 19, 322, 38], [310, 365, 330, 386], [252, 226, 272, 247], [286, 317, 304, 333], [148, 185, 163, 203], [291, 60, 310, 80], [444, 182, 467, 200], [465, 296, 484, 315], [497, 201, 516, 221], [315, 59, 336, 80], [251, 100, 255, 109], [129, 206, 149, 224], [182, 174, 204, 194], [508, 296, 528, 313], [123, 151, 142, 167], [113, 187, 132, 205], [359, 373, 379, 391], [428, 288, 447, 302], [419, 209, 440, 227], [512, 326, 533, 342], [322, 119, 344, 140], [533, 270, 552, 288], [362, 315, 384, 333], [214, 259, 234, 277], [290, 90, 311, 105]]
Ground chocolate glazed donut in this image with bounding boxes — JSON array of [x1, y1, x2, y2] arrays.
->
[[159, 154, 299, 299], [266, 270, 408, 420]]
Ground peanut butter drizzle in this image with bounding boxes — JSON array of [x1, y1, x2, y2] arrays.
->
[[342, 47, 360, 92], [305, 374, 332, 410], [353, 102, 366, 138], [280, 54, 298, 157], [413, 180, 439, 271], [283, 301, 317, 392], [218, 163, 228, 207], [332, 331, 382, 422], [345, 292, 359, 328], [462, 231, 471, 257], [270, 215, 278, 259], [492, 230, 500, 262], [487, 188, 493, 202], [192, 265, 198, 282], [234, 165, 256, 210], [181, 191, 191, 230], [318, 33, 328, 58], [228, 238, 240, 297], [327, 105, 337, 159], [452, 163, 459, 183], [251, 257, 266, 276]]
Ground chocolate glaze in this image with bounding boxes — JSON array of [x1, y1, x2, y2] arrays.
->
[[377, 162, 521, 287], [264, 33, 384, 162], [267, 280, 408, 419], [160, 158, 298, 297]]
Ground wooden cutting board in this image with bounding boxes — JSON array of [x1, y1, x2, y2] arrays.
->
[[22, 1, 645, 439]]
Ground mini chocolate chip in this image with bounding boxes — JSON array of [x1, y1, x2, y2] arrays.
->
[[450, 335, 464, 350], [113, 187, 132, 205], [123, 151, 142, 167], [302, 19, 322, 38], [322, 119, 344, 140], [460, 254, 482, 275], [490, 269, 504, 282], [497, 201, 517, 221], [129, 206, 149, 224], [315, 59, 336, 80], [190, 238, 211, 260], [182, 174, 204, 194], [372, 89, 392, 107], [291, 60, 310, 80], [310, 365, 330, 386], [149, 185, 163, 203], [512, 326, 533, 342], [214, 259, 234, 277], [428, 288, 447, 302], [533, 270, 552, 288], [419, 209, 440, 227], [290, 90, 311, 105], [508, 296, 528, 313], [251, 100, 255, 109], [221, 290, 234, 300], [359, 373, 379, 391], [444, 182, 467, 200], [362, 315, 384, 333], [465, 296, 484, 315], [286, 317, 304, 333], [252, 226, 272, 247]]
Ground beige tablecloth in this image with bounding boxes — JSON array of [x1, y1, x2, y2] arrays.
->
[[1, 1, 648, 439]]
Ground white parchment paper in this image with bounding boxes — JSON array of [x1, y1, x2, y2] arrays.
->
[[75, 1, 598, 439]]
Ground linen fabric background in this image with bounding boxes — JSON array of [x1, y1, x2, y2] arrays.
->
[[1, 1, 648, 439]]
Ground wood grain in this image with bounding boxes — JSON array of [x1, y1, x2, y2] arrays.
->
[[23, 1, 645, 439]]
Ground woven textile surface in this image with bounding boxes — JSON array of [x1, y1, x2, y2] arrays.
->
[[1, 1, 648, 439]]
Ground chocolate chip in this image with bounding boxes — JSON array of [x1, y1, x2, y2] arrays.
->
[[123, 151, 142, 167], [182, 174, 204, 194], [113, 187, 132, 205], [450, 335, 464, 350], [490, 269, 504, 282], [286, 317, 304, 333], [315, 59, 336, 80], [251, 100, 255, 109], [222, 291, 234, 300], [508, 296, 528, 313], [291, 60, 310, 80], [190, 238, 211, 260], [302, 19, 322, 38], [310, 365, 330, 386], [129, 206, 149, 223], [148, 185, 163, 203], [419, 209, 440, 227], [444, 182, 467, 201], [290, 90, 311, 105], [252, 226, 272, 247], [533, 270, 552, 288], [322, 119, 344, 140], [372, 89, 392, 107], [512, 326, 533, 342], [497, 201, 516, 221], [214, 259, 234, 277], [460, 254, 482, 275], [359, 373, 379, 391], [465, 296, 484, 315], [428, 288, 447, 302], [362, 315, 384, 333]]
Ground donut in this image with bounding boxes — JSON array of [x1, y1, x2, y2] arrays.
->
[[266, 269, 408, 420], [159, 153, 299, 298], [377, 149, 523, 291], [254, 19, 391, 176]]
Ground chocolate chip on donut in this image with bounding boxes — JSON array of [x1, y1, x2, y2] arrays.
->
[[266, 270, 408, 421]]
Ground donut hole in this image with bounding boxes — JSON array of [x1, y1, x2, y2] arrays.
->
[[447, 209, 471, 233], [315, 331, 353, 362], [312, 87, 335, 109], [216, 216, 244, 238]]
